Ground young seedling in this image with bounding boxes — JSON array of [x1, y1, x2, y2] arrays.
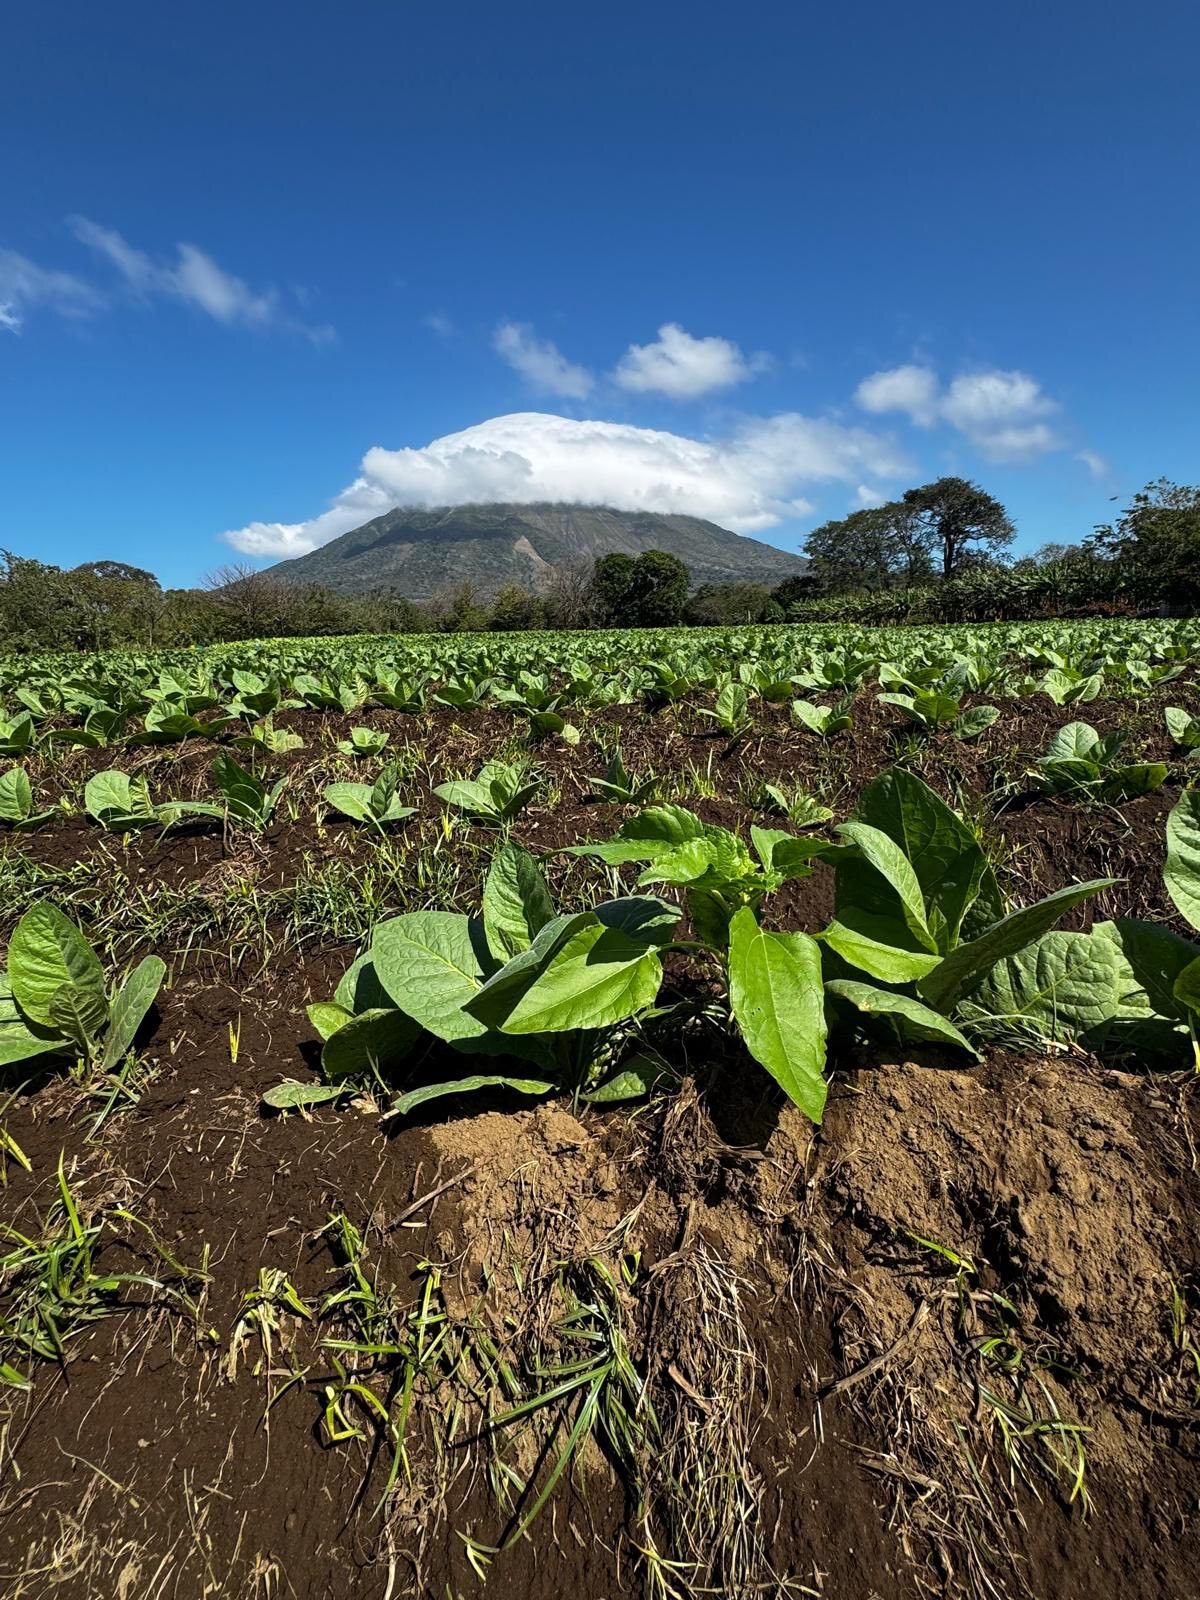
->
[[336, 726, 391, 758], [791, 695, 854, 737], [591, 747, 658, 805], [434, 759, 540, 825], [1, 902, 165, 1074], [1030, 722, 1167, 802], [758, 782, 834, 828], [168, 752, 287, 832], [0, 767, 55, 831], [84, 769, 178, 833], [323, 763, 417, 833]]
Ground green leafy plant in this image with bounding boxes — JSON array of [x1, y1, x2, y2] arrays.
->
[[758, 782, 834, 828], [0, 903, 165, 1072], [698, 680, 752, 738], [434, 759, 540, 825], [0, 767, 55, 831], [336, 726, 390, 758], [590, 747, 658, 805], [323, 763, 416, 832], [266, 842, 677, 1116], [235, 716, 305, 755], [169, 753, 288, 832], [84, 769, 179, 832], [820, 769, 1113, 1027], [1030, 721, 1167, 802], [566, 803, 827, 950], [877, 686, 999, 740], [0, 711, 37, 758], [791, 695, 854, 737], [1165, 706, 1200, 758]]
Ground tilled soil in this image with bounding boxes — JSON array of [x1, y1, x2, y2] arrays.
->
[[2, 689, 1199, 1599]]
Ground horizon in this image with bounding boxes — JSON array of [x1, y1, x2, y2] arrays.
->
[[3, 2, 1197, 587]]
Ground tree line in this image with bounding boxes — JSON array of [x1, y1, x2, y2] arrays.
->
[[2, 476, 1198, 652]]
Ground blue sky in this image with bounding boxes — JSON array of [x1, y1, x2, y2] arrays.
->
[[2, 1, 1196, 587]]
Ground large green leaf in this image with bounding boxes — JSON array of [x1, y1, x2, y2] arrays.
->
[[484, 919, 664, 1035], [825, 978, 978, 1054], [321, 1007, 420, 1082], [919, 879, 1115, 1012], [837, 822, 936, 950], [1107, 918, 1198, 1023], [323, 782, 374, 823], [333, 954, 391, 1015], [467, 911, 598, 1028], [100, 956, 165, 1072], [1165, 791, 1200, 934], [48, 984, 109, 1050], [727, 907, 827, 1124], [965, 930, 1126, 1042], [372, 912, 494, 1042], [848, 768, 999, 943], [308, 1001, 352, 1041], [0, 767, 31, 823], [7, 904, 107, 1029], [820, 920, 943, 983], [483, 842, 554, 960], [263, 1079, 349, 1110]]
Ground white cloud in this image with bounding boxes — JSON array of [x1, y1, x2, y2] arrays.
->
[[493, 322, 594, 399], [69, 217, 333, 343], [222, 409, 913, 558], [613, 322, 768, 399], [1076, 448, 1109, 480], [855, 484, 887, 508], [855, 363, 1060, 460], [0, 247, 104, 332], [855, 364, 939, 426], [423, 311, 455, 338]]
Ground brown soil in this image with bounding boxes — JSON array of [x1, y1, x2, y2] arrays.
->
[[3, 689, 1199, 1599], [2, 1011, 1197, 1599]]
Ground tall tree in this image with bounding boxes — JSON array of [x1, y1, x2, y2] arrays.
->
[[588, 550, 690, 626], [1091, 478, 1200, 606], [901, 477, 1015, 580], [626, 549, 690, 626], [803, 503, 934, 593]]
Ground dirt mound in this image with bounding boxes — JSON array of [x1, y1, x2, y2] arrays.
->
[[1, 1055, 1197, 1599]]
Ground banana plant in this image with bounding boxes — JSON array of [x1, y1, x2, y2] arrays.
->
[[323, 764, 416, 832], [1, 903, 164, 1072], [0, 768, 55, 831]]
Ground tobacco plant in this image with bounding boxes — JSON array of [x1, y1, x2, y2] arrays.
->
[[1, 903, 164, 1072]]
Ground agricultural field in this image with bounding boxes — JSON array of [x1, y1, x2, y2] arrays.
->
[[2, 618, 1199, 1600]]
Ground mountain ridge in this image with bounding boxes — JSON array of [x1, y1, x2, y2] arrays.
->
[[267, 502, 807, 600]]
